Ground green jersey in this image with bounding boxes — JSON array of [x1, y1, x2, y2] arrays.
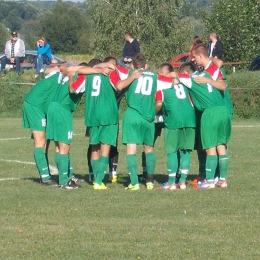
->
[[71, 73, 118, 126], [124, 70, 157, 122], [220, 68, 234, 115], [156, 83, 196, 129], [52, 75, 83, 112], [178, 71, 225, 111], [24, 72, 61, 114]]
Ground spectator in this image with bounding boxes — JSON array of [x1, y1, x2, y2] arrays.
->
[[34, 36, 53, 77], [118, 32, 140, 67], [208, 32, 223, 60], [1, 31, 25, 76], [190, 36, 203, 61]]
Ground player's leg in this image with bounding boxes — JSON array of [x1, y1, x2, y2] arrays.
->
[[91, 144, 100, 182], [125, 144, 140, 190], [95, 143, 111, 186], [160, 128, 178, 190], [109, 145, 119, 182], [178, 149, 191, 189], [32, 130, 52, 183], [144, 145, 156, 190], [216, 144, 229, 187]]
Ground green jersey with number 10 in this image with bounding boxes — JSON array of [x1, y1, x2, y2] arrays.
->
[[125, 70, 157, 122]]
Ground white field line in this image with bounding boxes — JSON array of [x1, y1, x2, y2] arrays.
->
[[0, 159, 35, 165], [0, 133, 82, 141], [0, 177, 21, 181]]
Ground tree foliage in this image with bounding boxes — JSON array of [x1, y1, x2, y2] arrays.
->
[[0, 2, 39, 31], [87, 0, 195, 63], [203, 0, 260, 62], [40, 2, 91, 54], [0, 23, 9, 51]]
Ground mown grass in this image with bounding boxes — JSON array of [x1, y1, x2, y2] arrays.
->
[[0, 118, 260, 259]]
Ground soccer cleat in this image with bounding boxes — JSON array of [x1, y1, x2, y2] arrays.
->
[[93, 182, 108, 190], [70, 176, 85, 183], [109, 171, 118, 183], [216, 180, 228, 188], [146, 182, 154, 190], [59, 180, 80, 189], [125, 183, 140, 191], [201, 181, 215, 189], [159, 182, 177, 190], [178, 182, 187, 190], [41, 179, 58, 186]]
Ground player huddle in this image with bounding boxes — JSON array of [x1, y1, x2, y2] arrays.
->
[[22, 44, 232, 190]]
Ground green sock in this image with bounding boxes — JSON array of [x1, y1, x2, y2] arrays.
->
[[179, 150, 190, 183], [90, 159, 99, 181], [141, 151, 147, 176], [167, 152, 178, 184], [219, 154, 229, 180], [68, 155, 74, 179], [127, 154, 139, 185], [34, 147, 50, 181], [95, 156, 108, 185], [145, 152, 156, 183], [198, 150, 206, 178], [55, 152, 59, 170], [57, 154, 69, 185], [205, 155, 218, 182]]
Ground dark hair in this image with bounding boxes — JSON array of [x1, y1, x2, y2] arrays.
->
[[158, 63, 174, 73], [125, 32, 133, 38], [195, 38, 203, 45], [179, 62, 196, 75], [88, 58, 102, 68], [78, 62, 89, 66], [103, 56, 117, 64], [132, 53, 146, 69], [192, 44, 209, 57]]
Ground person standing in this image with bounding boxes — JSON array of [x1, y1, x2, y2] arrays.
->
[[118, 32, 140, 67], [34, 36, 53, 78], [208, 32, 223, 60], [1, 31, 25, 75]]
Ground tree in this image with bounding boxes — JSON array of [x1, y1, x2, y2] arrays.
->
[[0, 23, 9, 51], [87, 0, 196, 64], [40, 2, 91, 53], [19, 20, 42, 49], [203, 0, 260, 62]]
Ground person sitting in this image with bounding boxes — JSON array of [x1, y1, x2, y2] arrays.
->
[[118, 32, 140, 67], [34, 36, 53, 77], [1, 31, 25, 76]]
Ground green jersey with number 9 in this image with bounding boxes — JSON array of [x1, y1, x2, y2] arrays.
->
[[84, 74, 118, 126], [125, 70, 157, 122]]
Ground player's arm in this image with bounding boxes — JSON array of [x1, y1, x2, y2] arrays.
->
[[155, 90, 163, 114], [116, 70, 143, 91], [194, 76, 226, 91], [211, 58, 223, 68], [44, 67, 60, 74], [94, 62, 115, 70]]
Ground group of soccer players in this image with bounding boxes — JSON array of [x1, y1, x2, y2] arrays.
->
[[22, 43, 232, 190]]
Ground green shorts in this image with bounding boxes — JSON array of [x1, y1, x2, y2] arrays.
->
[[194, 109, 202, 150], [201, 106, 231, 149], [89, 124, 118, 146], [22, 101, 46, 131], [46, 102, 73, 144], [164, 127, 195, 154], [122, 108, 155, 146]]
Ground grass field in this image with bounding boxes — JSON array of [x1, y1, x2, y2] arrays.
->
[[0, 118, 260, 259]]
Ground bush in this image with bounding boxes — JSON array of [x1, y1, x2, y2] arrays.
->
[[1, 70, 260, 119]]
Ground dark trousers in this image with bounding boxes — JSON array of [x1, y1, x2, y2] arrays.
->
[[1, 56, 24, 73]]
